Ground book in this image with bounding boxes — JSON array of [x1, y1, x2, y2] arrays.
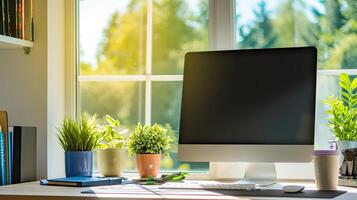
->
[[0, 0, 4, 35], [7, 130, 12, 184], [0, 111, 9, 184], [2, 0, 8, 35], [45, 177, 125, 187], [0, 130, 5, 185], [21, 0, 24, 39], [5, 0, 9, 36], [11, 126, 36, 184], [8, 0, 16, 37], [16, 0, 23, 38]]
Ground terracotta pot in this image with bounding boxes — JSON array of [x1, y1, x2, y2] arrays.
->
[[136, 154, 161, 178], [97, 148, 125, 177]]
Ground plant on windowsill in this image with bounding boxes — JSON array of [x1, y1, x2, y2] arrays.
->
[[127, 123, 171, 178], [97, 115, 127, 177], [57, 114, 102, 177], [324, 73, 357, 155]]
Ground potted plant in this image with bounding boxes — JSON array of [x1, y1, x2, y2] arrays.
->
[[127, 123, 171, 178], [97, 115, 126, 177], [57, 114, 102, 177], [324, 73, 357, 157]]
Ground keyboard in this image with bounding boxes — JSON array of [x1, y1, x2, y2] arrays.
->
[[160, 182, 256, 190]]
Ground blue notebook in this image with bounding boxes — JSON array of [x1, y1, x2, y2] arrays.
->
[[7, 131, 13, 184], [0, 132, 5, 185], [42, 176, 125, 187]]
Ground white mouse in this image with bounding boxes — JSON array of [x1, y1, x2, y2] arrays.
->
[[283, 185, 305, 193]]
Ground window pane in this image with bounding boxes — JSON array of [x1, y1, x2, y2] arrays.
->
[[152, 82, 209, 171], [236, 0, 294, 48], [78, 81, 145, 125], [152, 0, 209, 75], [236, 0, 357, 69], [315, 74, 339, 149], [79, 0, 147, 75]]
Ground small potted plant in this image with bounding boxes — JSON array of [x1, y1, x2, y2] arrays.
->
[[127, 123, 171, 178], [97, 115, 126, 177], [324, 73, 357, 155], [57, 114, 102, 177]]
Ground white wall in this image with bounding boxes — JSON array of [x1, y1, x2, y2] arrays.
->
[[0, 0, 48, 179]]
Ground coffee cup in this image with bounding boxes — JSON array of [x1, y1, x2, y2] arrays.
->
[[313, 150, 339, 190]]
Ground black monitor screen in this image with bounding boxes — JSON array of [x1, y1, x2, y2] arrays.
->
[[179, 47, 316, 145]]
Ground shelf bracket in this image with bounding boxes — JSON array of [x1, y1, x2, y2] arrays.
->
[[23, 47, 31, 55]]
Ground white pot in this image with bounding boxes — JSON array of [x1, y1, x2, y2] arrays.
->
[[336, 141, 357, 165], [337, 141, 357, 151], [97, 148, 126, 177]]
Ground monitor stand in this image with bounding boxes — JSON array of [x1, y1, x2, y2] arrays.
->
[[240, 163, 277, 186]]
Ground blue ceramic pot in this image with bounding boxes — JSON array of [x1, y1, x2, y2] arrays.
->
[[65, 151, 93, 177]]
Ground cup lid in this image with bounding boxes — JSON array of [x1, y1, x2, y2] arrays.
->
[[313, 150, 339, 156]]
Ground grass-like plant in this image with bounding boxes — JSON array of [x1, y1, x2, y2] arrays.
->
[[324, 73, 357, 141], [127, 123, 171, 156], [57, 114, 102, 151], [98, 115, 126, 149]]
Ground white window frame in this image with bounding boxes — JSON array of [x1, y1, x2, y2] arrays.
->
[[76, 0, 184, 125]]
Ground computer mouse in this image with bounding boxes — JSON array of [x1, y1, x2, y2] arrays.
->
[[283, 185, 305, 193]]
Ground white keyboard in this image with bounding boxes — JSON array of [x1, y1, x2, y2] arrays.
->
[[160, 182, 256, 190]]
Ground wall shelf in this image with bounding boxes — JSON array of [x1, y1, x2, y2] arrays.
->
[[0, 35, 33, 54]]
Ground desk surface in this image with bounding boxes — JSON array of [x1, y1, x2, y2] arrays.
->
[[0, 181, 357, 200]]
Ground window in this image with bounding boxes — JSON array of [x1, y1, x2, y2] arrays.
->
[[235, 0, 357, 149], [77, 0, 357, 176], [78, 0, 209, 171]]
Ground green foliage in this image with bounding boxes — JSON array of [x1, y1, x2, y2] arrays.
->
[[127, 123, 171, 156], [162, 123, 178, 153], [324, 73, 357, 141], [57, 114, 102, 151], [81, 0, 208, 76], [237, 0, 357, 70], [325, 0, 345, 33], [238, 0, 277, 48], [98, 115, 126, 149], [161, 172, 189, 182], [314, 0, 357, 69], [138, 172, 189, 185]]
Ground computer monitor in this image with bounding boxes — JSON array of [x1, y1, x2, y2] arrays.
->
[[178, 47, 317, 182]]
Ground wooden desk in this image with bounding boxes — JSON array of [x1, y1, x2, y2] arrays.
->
[[0, 181, 357, 200]]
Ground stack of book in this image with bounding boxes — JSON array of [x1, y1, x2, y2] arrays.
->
[[0, 0, 34, 40], [0, 111, 36, 186]]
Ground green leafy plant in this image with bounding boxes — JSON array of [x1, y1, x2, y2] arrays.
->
[[161, 172, 189, 182], [160, 123, 177, 153], [324, 73, 357, 141], [139, 172, 189, 185], [127, 123, 171, 156], [57, 114, 102, 151], [98, 115, 126, 149]]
